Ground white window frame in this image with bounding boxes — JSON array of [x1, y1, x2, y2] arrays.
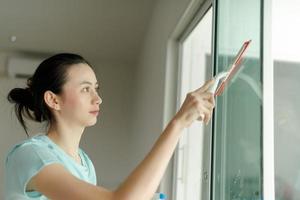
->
[[171, 1, 214, 200], [262, 0, 275, 199]]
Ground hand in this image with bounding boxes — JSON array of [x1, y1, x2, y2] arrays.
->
[[173, 79, 215, 128]]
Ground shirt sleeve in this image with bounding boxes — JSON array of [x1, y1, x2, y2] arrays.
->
[[5, 143, 62, 196]]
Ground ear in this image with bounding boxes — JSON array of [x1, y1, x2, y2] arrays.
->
[[44, 90, 61, 111]]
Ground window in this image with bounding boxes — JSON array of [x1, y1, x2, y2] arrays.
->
[[174, 0, 273, 199]]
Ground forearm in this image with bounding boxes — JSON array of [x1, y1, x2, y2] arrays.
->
[[113, 80, 215, 200], [114, 119, 184, 200]]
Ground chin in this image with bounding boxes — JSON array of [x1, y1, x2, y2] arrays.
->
[[85, 119, 98, 127]]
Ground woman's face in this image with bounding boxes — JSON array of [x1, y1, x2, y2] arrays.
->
[[57, 63, 102, 127]]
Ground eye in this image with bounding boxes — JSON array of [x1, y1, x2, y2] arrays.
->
[[82, 87, 90, 92]]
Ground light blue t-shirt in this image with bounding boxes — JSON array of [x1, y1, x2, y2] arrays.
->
[[4, 134, 97, 200]]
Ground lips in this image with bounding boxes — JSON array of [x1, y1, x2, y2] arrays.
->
[[89, 110, 99, 115]]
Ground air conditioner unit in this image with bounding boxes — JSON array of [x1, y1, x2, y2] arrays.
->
[[6, 56, 43, 78]]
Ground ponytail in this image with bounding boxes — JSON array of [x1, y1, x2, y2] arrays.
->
[[7, 82, 35, 137]]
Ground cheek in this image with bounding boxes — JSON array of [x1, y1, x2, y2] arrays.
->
[[62, 92, 82, 109]]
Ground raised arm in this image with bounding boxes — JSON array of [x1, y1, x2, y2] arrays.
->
[[30, 80, 215, 200], [114, 79, 215, 199]]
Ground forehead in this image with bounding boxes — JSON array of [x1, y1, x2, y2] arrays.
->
[[65, 63, 98, 86]]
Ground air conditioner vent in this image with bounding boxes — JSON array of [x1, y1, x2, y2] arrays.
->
[[6, 56, 43, 79]]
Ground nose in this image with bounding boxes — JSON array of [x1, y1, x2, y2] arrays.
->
[[93, 92, 102, 105]]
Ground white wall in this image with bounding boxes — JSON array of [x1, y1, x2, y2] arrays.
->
[[83, 61, 136, 189], [0, 57, 136, 198]]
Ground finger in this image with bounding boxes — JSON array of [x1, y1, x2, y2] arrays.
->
[[194, 79, 215, 93], [202, 92, 215, 105], [196, 100, 214, 122], [196, 106, 209, 121], [197, 113, 205, 121], [191, 91, 214, 102], [198, 106, 211, 122], [200, 107, 212, 124], [202, 100, 215, 110], [201, 92, 215, 100], [206, 95, 215, 107], [209, 95, 215, 105], [204, 109, 212, 124], [204, 112, 213, 124]]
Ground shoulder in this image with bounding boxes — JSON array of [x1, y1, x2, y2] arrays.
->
[[6, 135, 48, 154], [5, 135, 64, 191], [5, 135, 58, 165]]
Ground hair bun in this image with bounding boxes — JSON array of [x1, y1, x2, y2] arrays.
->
[[7, 87, 34, 110]]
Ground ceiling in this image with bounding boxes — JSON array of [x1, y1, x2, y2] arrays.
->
[[0, 0, 155, 64]]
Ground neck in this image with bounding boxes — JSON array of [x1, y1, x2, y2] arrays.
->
[[46, 122, 85, 159]]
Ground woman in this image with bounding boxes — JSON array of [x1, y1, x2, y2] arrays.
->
[[5, 53, 215, 200]]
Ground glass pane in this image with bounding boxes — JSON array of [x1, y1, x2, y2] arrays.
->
[[273, 0, 300, 199], [212, 0, 263, 200]]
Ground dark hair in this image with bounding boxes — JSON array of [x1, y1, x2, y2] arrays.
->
[[7, 53, 91, 137]]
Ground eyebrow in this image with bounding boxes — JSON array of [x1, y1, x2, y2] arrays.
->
[[79, 81, 99, 86]]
